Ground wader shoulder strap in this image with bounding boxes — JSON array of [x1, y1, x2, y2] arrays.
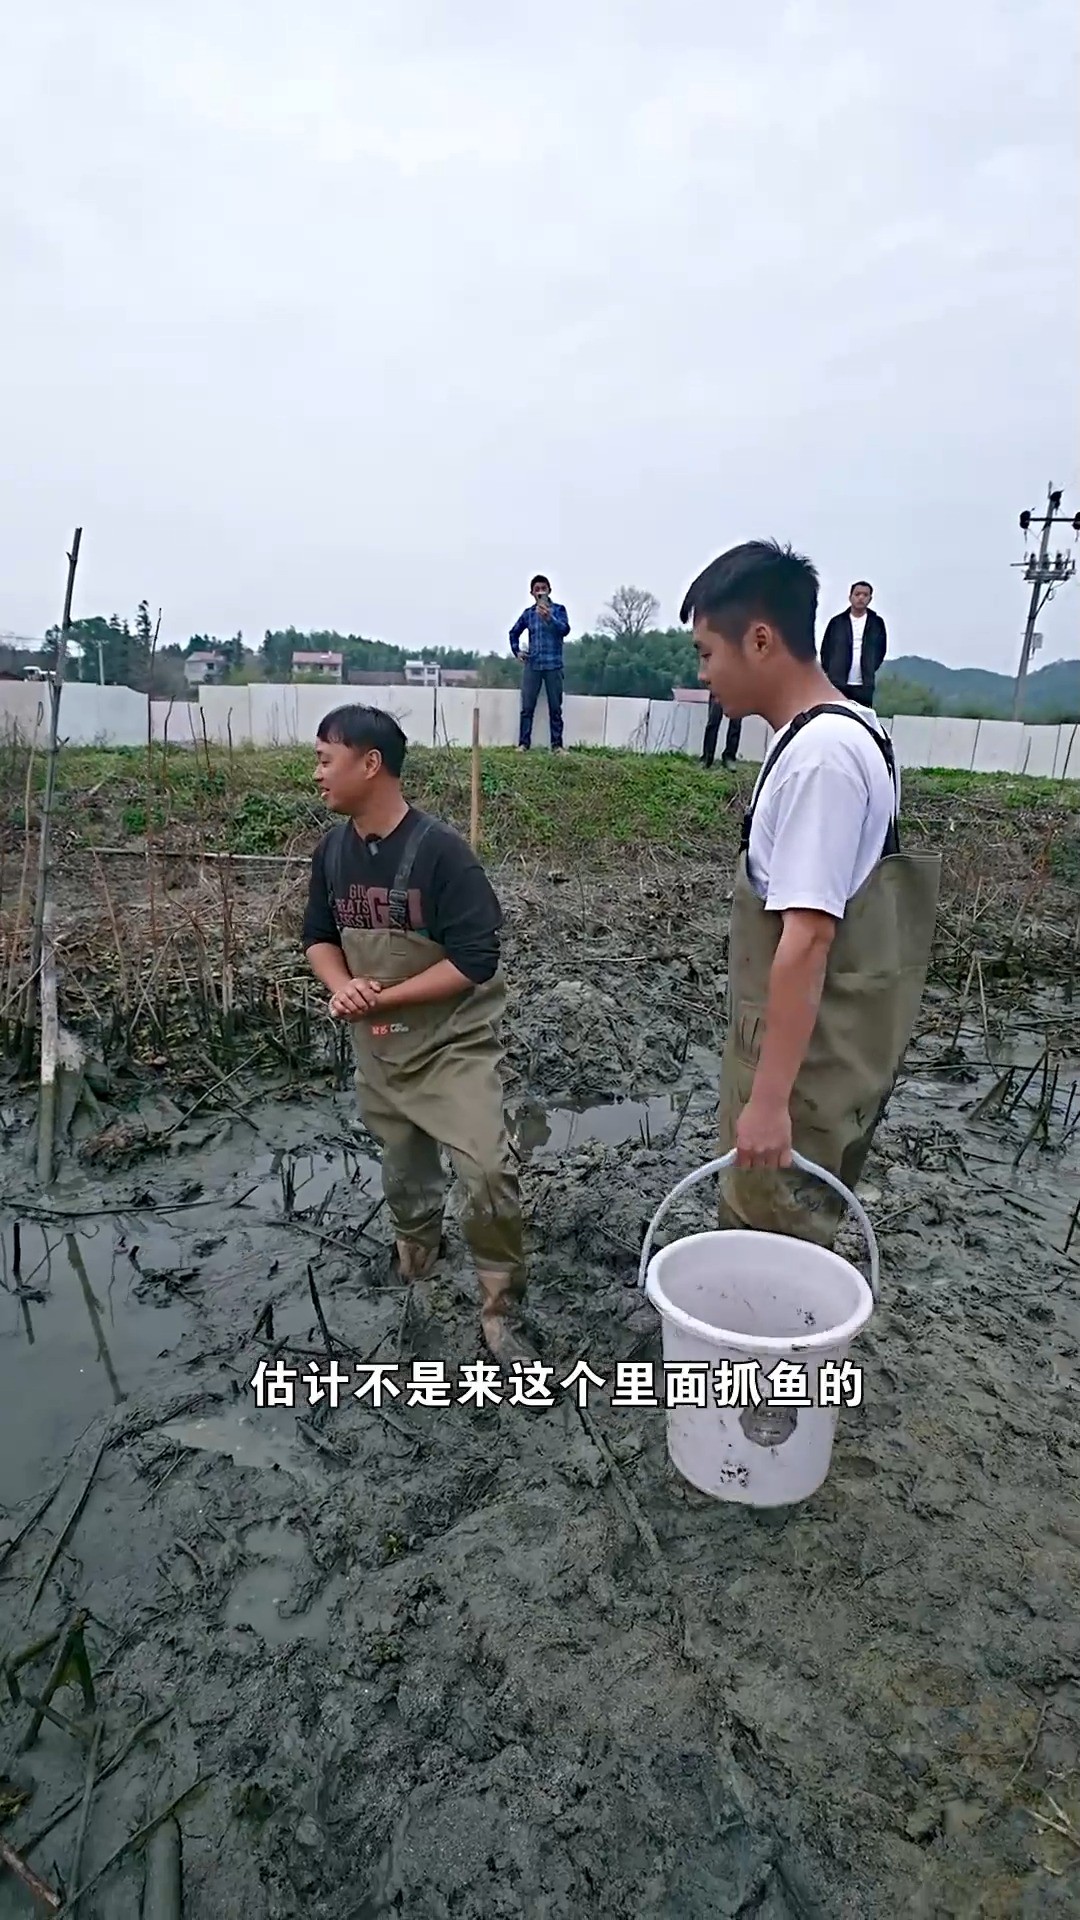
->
[[388, 812, 435, 930], [740, 705, 900, 863]]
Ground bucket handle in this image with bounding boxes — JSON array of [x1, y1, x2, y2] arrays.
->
[[637, 1150, 879, 1299]]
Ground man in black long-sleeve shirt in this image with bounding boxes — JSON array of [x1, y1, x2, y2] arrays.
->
[[303, 705, 533, 1366]]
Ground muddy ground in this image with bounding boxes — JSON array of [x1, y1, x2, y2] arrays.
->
[[1, 859, 1080, 1918]]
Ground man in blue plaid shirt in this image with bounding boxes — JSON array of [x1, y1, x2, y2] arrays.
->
[[509, 573, 570, 751]]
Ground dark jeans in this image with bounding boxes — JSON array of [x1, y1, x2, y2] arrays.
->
[[827, 675, 876, 707], [702, 701, 741, 767], [519, 663, 564, 749]]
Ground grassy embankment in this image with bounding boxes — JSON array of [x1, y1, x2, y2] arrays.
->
[[16, 742, 1080, 867], [0, 741, 1077, 1079]]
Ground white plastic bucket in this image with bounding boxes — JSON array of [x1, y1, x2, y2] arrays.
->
[[639, 1151, 878, 1508]]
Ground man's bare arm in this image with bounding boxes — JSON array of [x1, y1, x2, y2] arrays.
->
[[736, 907, 837, 1167], [305, 942, 355, 997]]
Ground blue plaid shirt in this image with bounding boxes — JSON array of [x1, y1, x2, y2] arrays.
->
[[509, 601, 570, 672]]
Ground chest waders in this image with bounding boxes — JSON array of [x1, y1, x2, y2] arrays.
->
[[327, 814, 531, 1363], [717, 707, 941, 1247]]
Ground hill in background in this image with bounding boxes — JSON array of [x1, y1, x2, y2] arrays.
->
[[881, 654, 1079, 722]]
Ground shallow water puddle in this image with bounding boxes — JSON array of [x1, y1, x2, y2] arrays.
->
[[0, 1215, 193, 1510], [225, 1520, 345, 1645], [512, 1093, 683, 1155], [238, 1141, 382, 1219], [159, 1408, 325, 1488]]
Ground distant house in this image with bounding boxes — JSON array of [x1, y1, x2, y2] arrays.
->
[[442, 669, 479, 687], [184, 651, 226, 687], [404, 659, 441, 687], [292, 651, 343, 682]]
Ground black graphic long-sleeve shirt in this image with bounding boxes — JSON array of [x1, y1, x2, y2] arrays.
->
[[302, 809, 502, 985]]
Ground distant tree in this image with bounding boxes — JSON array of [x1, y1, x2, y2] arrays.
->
[[260, 628, 294, 679], [874, 674, 940, 718], [148, 647, 190, 700], [478, 654, 519, 689], [597, 586, 661, 643], [560, 626, 697, 698], [226, 630, 245, 673]]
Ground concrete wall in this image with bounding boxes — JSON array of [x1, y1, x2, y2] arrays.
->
[[1, 679, 1078, 782], [0, 680, 150, 748]]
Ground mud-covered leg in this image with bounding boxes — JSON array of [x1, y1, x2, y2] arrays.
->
[[448, 1143, 536, 1364], [356, 1076, 446, 1277], [414, 1051, 535, 1364]]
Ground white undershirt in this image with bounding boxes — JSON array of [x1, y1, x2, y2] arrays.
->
[[746, 703, 900, 919], [848, 611, 868, 688]]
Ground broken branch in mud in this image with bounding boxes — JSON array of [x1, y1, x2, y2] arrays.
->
[[252, 1298, 275, 1340], [1026, 1791, 1080, 1856], [0, 1472, 66, 1577], [296, 1415, 349, 1464], [394, 1282, 414, 1362], [66, 1715, 103, 1910], [142, 1815, 183, 1920], [18, 1608, 95, 1751], [577, 1404, 662, 1564], [306, 1261, 336, 1358], [5, 1626, 63, 1703], [0, 1838, 61, 1912], [1007, 1698, 1054, 1790], [59, 1776, 208, 1913], [27, 1429, 111, 1617], [21, 1706, 175, 1857]]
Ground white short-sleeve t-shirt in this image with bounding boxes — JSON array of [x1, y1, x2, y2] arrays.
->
[[746, 703, 899, 919]]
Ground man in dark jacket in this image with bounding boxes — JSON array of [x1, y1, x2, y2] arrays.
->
[[820, 581, 887, 706], [702, 698, 741, 770]]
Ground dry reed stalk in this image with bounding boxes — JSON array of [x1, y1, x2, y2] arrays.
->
[[89, 852, 130, 1004], [145, 606, 162, 954], [22, 529, 83, 1076], [470, 703, 481, 850]]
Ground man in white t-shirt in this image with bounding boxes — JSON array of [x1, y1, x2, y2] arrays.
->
[[820, 580, 887, 707], [679, 540, 939, 1248]]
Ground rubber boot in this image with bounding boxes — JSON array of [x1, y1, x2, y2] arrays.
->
[[395, 1238, 442, 1281], [476, 1266, 538, 1368]]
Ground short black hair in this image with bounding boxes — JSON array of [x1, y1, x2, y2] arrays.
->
[[530, 574, 551, 591], [850, 580, 873, 595], [680, 540, 819, 662], [316, 705, 407, 776]]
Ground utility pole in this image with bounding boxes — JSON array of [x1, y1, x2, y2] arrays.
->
[[1011, 485, 1078, 719]]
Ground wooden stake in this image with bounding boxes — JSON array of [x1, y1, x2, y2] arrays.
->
[[22, 527, 82, 1077], [36, 899, 58, 1185], [469, 703, 481, 850]]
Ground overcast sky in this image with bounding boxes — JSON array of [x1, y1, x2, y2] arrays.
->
[[2, 0, 1077, 670]]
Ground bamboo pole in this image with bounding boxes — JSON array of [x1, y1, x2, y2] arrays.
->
[[469, 702, 481, 850], [21, 527, 82, 1076]]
